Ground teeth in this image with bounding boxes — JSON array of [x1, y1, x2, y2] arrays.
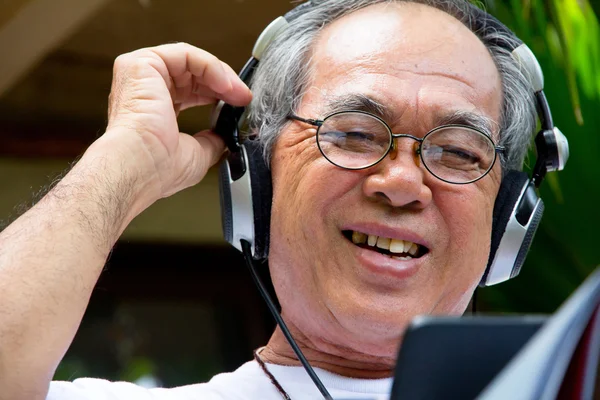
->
[[352, 231, 367, 244], [392, 255, 412, 261], [351, 231, 422, 257], [408, 242, 419, 256], [376, 236, 391, 250], [389, 239, 405, 253], [367, 234, 378, 247]]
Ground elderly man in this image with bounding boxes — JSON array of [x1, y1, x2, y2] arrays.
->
[[0, 0, 544, 399]]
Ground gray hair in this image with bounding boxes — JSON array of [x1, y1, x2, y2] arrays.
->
[[248, 0, 537, 172]]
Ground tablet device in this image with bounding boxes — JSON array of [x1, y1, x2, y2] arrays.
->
[[390, 315, 547, 400]]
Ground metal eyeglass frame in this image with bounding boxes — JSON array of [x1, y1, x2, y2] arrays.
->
[[287, 110, 506, 185]]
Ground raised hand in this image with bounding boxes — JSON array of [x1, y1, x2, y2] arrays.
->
[[0, 43, 254, 400], [103, 42, 252, 209]]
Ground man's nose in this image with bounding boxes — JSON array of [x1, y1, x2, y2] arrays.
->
[[362, 143, 433, 209]]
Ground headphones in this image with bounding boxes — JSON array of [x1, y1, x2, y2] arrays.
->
[[211, 1, 569, 287]]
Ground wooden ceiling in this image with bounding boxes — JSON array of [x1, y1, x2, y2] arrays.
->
[[0, 0, 292, 158]]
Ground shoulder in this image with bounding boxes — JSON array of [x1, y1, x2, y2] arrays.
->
[[47, 361, 279, 400], [47, 378, 216, 400]]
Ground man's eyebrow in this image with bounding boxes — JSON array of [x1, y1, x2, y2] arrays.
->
[[435, 110, 498, 139], [322, 93, 394, 122], [321, 94, 498, 139]]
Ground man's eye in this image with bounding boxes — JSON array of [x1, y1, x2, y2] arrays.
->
[[441, 146, 480, 163], [321, 130, 375, 141], [424, 144, 484, 170], [320, 130, 376, 144], [319, 130, 386, 155], [344, 131, 375, 140]]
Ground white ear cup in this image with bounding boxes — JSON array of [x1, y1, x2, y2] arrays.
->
[[482, 173, 544, 287], [218, 141, 272, 260], [219, 147, 256, 256]]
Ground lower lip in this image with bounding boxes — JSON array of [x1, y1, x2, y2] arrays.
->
[[352, 243, 422, 280]]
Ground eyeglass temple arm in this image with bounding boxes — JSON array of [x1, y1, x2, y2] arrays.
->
[[287, 113, 323, 127]]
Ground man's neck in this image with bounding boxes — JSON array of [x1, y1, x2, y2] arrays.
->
[[259, 326, 395, 379]]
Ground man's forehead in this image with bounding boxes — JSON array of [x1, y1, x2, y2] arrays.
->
[[310, 1, 499, 85], [314, 2, 485, 64], [304, 2, 503, 135]]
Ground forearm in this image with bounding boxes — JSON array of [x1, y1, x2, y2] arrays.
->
[[0, 40, 236, 399], [0, 136, 146, 400]]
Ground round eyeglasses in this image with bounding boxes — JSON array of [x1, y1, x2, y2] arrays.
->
[[288, 110, 505, 184]]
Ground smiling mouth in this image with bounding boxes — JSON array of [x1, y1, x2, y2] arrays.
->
[[342, 230, 429, 260]]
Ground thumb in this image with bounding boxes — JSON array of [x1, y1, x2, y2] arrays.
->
[[168, 129, 227, 197], [192, 129, 227, 169]]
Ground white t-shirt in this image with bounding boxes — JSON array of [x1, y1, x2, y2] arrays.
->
[[47, 360, 392, 399]]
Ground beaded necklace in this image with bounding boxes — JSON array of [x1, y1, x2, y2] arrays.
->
[[253, 348, 292, 400]]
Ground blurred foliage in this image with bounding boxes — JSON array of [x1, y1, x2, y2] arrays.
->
[[480, 0, 600, 313], [119, 357, 157, 382], [54, 359, 91, 381]]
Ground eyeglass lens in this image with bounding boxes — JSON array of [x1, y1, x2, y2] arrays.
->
[[316, 111, 497, 184]]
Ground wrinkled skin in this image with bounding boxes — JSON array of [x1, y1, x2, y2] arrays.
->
[[262, 2, 503, 377]]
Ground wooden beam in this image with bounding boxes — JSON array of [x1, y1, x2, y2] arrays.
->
[[0, 0, 110, 97], [0, 113, 208, 158], [0, 0, 31, 31]]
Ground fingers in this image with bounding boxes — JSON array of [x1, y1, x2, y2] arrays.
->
[[177, 82, 226, 112], [149, 43, 252, 107]]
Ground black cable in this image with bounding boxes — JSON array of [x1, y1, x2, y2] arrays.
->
[[240, 240, 333, 400]]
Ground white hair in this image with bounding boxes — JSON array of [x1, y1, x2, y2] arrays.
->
[[248, 0, 537, 172]]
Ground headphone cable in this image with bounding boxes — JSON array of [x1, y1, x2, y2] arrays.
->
[[240, 240, 333, 400]]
